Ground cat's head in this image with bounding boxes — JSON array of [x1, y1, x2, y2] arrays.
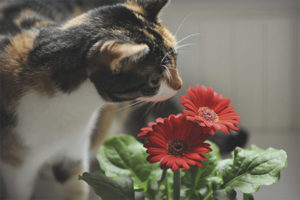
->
[[86, 0, 182, 102]]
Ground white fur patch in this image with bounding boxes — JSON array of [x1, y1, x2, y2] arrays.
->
[[138, 81, 178, 102], [16, 80, 104, 159]]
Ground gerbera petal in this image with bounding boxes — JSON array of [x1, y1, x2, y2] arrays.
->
[[211, 93, 223, 107], [147, 154, 165, 163], [160, 155, 172, 165], [176, 158, 190, 170], [205, 87, 215, 107], [147, 147, 167, 155], [171, 162, 179, 171], [195, 162, 203, 167], [214, 98, 231, 113], [218, 106, 236, 115], [196, 85, 207, 106], [166, 156, 176, 169], [182, 157, 196, 166], [185, 153, 203, 161], [148, 136, 167, 148], [218, 112, 239, 118], [192, 146, 212, 154]]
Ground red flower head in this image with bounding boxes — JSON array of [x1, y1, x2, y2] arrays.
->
[[141, 114, 212, 171], [137, 117, 164, 139], [180, 85, 240, 135]]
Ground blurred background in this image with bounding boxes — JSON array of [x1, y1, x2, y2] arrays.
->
[[156, 0, 299, 199], [2, 0, 298, 199]]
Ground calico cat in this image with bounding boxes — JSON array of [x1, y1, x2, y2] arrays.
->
[[0, 0, 182, 199]]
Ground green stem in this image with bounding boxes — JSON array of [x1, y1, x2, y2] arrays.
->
[[164, 176, 171, 200], [187, 169, 203, 200], [203, 189, 213, 200], [173, 170, 181, 200], [158, 168, 167, 185]]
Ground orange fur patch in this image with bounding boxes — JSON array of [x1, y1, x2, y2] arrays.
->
[[1, 32, 36, 76], [28, 69, 58, 97], [123, 1, 145, 16], [90, 104, 118, 151], [143, 29, 155, 40], [154, 23, 177, 49], [73, 6, 85, 17], [33, 20, 54, 27], [0, 128, 28, 167], [61, 14, 86, 30], [0, 32, 57, 96]]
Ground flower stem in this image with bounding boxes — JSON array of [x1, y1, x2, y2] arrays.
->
[[158, 168, 167, 185], [173, 170, 181, 200]]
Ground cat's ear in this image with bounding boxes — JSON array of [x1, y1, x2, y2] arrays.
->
[[127, 0, 169, 21], [88, 41, 149, 73]]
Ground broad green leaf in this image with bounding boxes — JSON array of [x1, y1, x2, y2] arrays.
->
[[183, 141, 222, 199], [97, 135, 161, 189], [243, 193, 254, 200], [217, 145, 287, 194], [79, 171, 134, 200], [212, 189, 237, 200]]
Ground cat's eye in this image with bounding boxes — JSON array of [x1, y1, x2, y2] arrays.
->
[[149, 75, 161, 87], [151, 78, 160, 86]]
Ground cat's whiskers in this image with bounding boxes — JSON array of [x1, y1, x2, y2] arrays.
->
[[174, 13, 192, 38], [176, 32, 201, 45], [161, 51, 171, 64], [162, 65, 172, 82], [175, 43, 194, 51], [142, 102, 156, 118], [116, 100, 145, 112]]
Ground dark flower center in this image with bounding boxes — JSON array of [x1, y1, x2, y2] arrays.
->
[[198, 107, 219, 122], [167, 139, 188, 156]]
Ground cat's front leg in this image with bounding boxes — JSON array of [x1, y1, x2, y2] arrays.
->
[[52, 137, 90, 200]]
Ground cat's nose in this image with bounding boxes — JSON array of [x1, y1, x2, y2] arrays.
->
[[173, 81, 182, 90], [169, 70, 182, 91]]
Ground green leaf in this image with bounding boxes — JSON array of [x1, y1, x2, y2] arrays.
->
[[183, 141, 222, 200], [212, 189, 237, 200], [218, 145, 287, 194], [79, 171, 134, 200], [97, 135, 161, 189], [243, 193, 254, 200]]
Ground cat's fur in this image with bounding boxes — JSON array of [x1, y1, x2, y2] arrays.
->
[[0, 0, 182, 199]]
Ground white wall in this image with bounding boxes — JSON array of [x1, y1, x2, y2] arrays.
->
[[160, 0, 299, 133]]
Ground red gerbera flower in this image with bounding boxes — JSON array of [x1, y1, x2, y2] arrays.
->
[[142, 114, 212, 171], [180, 85, 240, 135], [137, 117, 164, 139]]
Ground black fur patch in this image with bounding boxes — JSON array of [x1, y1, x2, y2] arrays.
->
[[19, 18, 40, 29], [0, 37, 11, 52], [0, 19, 21, 35], [0, 108, 16, 129], [52, 160, 81, 183]]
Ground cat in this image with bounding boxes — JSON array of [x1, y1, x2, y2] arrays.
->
[[0, 0, 182, 199]]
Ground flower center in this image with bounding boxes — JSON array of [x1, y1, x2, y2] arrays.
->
[[198, 107, 218, 122], [167, 139, 188, 156]]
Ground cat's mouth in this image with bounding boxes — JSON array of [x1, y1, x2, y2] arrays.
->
[[138, 81, 178, 102], [107, 87, 159, 102]]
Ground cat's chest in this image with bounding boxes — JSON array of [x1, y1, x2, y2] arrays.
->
[[16, 80, 105, 147]]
